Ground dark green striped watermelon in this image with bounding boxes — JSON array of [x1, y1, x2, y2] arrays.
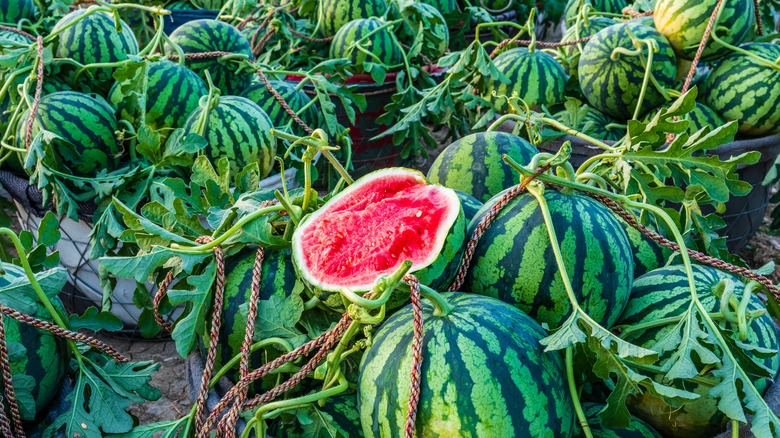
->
[[318, 0, 388, 37], [616, 216, 670, 278], [564, 0, 627, 24], [615, 264, 780, 438], [704, 43, 780, 136], [16, 91, 121, 176], [0, 28, 32, 45], [579, 22, 677, 120], [292, 168, 466, 311], [654, 0, 755, 62], [426, 132, 539, 203], [165, 19, 254, 95], [419, 0, 457, 16], [241, 80, 317, 137], [358, 292, 575, 437], [182, 95, 276, 177], [454, 190, 483, 222], [53, 8, 139, 90], [0, 0, 36, 24], [320, 393, 364, 437], [643, 100, 725, 136], [329, 18, 402, 75], [465, 187, 634, 329], [553, 105, 625, 141], [110, 60, 208, 134], [560, 16, 617, 79], [576, 403, 661, 438], [485, 47, 568, 112]]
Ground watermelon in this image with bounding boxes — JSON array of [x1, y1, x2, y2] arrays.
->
[[0, 264, 68, 422], [292, 168, 466, 310], [318, 0, 388, 37], [53, 8, 139, 90], [653, 0, 756, 62], [564, 0, 627, 24], [426, 132, 540, 203], [16, 91, 121, 176], [241, 80, 317, 136], [560, 16, 617, 79], [358, 292, 575, 437], [485, 47, 568, 113], [465, 187, 634, 329], [165, 19, 254, 95], [644, 100, 725, 136], [0, 0, 36, 24], [109, 60, 208, 134], [181, 95, 276, 177], [0, 28, 32, 45], [615, 264, 780, 438], [576, 403, 661, 438], [704, 43, 780, 136], [616, 216, 671, 278], [578, 22, 677, 120], [329, 18, 403, 75], [553, 105, 625, 141], [320, 393, 364, 437], [454, 190, 483, 222], [418, 0, 457, 16]]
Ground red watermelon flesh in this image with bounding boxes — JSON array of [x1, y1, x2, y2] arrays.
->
[[292, 168, 461, 291]]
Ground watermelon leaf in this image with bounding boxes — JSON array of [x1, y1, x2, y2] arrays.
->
[[252, 291, 308, 348], [68, 307, 123, 332], [168, 263, 216, 357]]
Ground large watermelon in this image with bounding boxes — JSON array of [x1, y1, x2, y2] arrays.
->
[[576, 403, 661, 438], [704, 43, 780, 136], [553, 105, 626, 141], [53, 8, 139, 90], [560, 16, 617, 79], [615, 265, 780, 438], [653, 0, 755, 62], [564, 0, 627, 24], [292, 168, 466, 310], [181, 95, 276, 177], [465, 187, 634, 329], [358, 292, 575, 437], [426, 132, 539, 203], [241, 80, 317, 136], [485, 47, 568, 113], [165, 19, 254, 95], [329, 18, 402, 75], [109, 60, 208, 133], [318, 0, 388, 37], [579, 22, 677, 120], [16, 91, 121, 176], [0, 0, 36, 24]]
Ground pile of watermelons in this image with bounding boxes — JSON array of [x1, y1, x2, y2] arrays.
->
[[0, 0, 779, 437]]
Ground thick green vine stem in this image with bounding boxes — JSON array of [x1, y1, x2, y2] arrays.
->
[[272, 128, 354, 185], [338, 261, 413, 310], [567, 347, 592, 438]]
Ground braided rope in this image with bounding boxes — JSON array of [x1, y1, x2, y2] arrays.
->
[[489, 36, 594, 58], [289, 29, 334, 43], [255, 69, 314, 134], [681, 0, 725, 95], [166, 51, 237, 61], [402, 275, 423, 438], [754, 0, 764, 36], [153, 271, 175, 333], [23, 36, 44, 151], [0, 25, 34, 41], [0, 316, 23, 437]]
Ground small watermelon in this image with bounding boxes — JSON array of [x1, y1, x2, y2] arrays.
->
[[564, 0, 627, 24], [241, 80, 318, 136], [704, 43, 780, 136], [485, 47, 568, 112], [165, 19, 254, 95], [579, 22, 677, 120], [426, 131, 539, 203], [575, 403, 662, 438], [0, 0, 36, 24], [182, 95, 276, 177], [292, 168, 466, 310], [329, 18, 402, 75], [318, 0, 388, 37], [465, 187, 635, 329], [553, 105, 626, 141], [560, 16, 617, 79], [358, 292, 575, 437]]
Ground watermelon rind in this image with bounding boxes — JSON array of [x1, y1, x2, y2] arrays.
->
[[485, 47, 568, 113], [329, 18, 402, 75]]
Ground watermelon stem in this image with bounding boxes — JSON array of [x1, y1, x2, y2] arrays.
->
[[709, 31, 780, 71], [488, 113, 617, 152], [567, 347, 593, 438], [616, 309, 766, 340], [209, 337, 295, 389], [337, 261, 414, 311]]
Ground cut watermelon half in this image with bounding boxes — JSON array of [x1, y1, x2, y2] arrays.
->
[[292, 168, 464, 295]]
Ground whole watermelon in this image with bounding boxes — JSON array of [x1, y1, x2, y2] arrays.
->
[[485, 47, 568, 112], [454, 190, 483, 222], [579, 22, 677, 120], [17, 91, 121, 176], [329, 18, 402, 75], [465, 187, 634, 329], [426, 131, 539, 203], [614, 215, 670, 278], [575, 403, 661, 438], [704, 43, 780, 136], [615, 265, 780, 438], [560, 16, 617, 79], [165, 19, 254, 95], [564, 0, 627, 24], [318, 0, 388, 37], [418, 0, 457, 16], [653, 0, 755, 61], [0, 0, 36, 24], [553, 105, 626, 141], [241, 80, 318, 136], [358, 293, 575, 437]]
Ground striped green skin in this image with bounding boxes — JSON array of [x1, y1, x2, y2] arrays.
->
[[0, 28, 32, 45], [0, 0, 35, 24], [464, 188, 634, 329], [419, 0, 457, 16], [165, 19, 254, 96], [329, 18, 402, 75], [564, 0, 627, 24], [17, 91, 120, 176], [110, 60, 208, 133], [553, 106, 625, 141], [182, 95, 276, 177], [560, 17, 617, 79], [241, 80, 318, 137], [643, 101, 725, 136], [654, 0, 755, 62], [578, 22, 677, 120], [53, 9, 139, 89], [166, 1, 197, 10], [454, 190, 483, 222], [426, 132, 540, 203], [485, 47, 568, 113], [617, 218, 670, 278], [704, 43, 780, 136], [616, 265, 780, 438], [320, 393, 364, 437], [358, 293, 574, 437], [576, 403, 661, 438], [318, 0, 388, 37]]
